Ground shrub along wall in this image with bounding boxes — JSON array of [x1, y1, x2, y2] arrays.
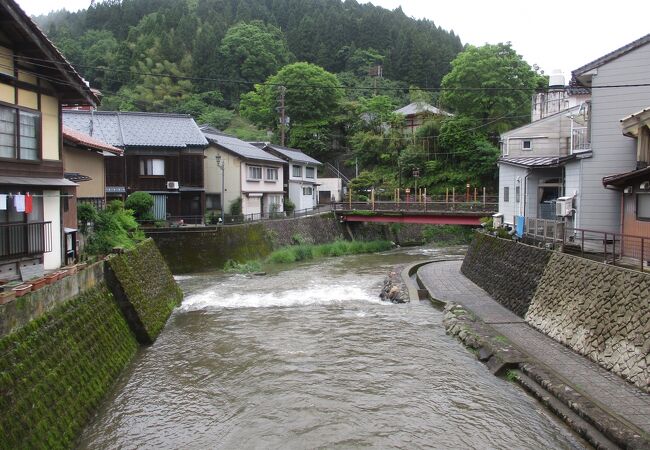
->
[[107, 238, 183, 344], [461, 233, 552, 317], [0, 283, 138, 448]]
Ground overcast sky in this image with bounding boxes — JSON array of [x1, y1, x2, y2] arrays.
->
[[15, 0, 650, 81]]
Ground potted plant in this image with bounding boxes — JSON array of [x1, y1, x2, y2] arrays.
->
[[0, 290, 16, 304], [30, 277, 47, 291], [44, 272, 59, 284], [12, 284, 32, 297]]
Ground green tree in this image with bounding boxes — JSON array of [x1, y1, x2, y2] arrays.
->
[[439, 43, 546, 132], [218, 21, 293, 104], [240, 62, 342, 155]]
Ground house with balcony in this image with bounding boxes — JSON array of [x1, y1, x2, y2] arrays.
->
[[63, 111, 208, 223], [251, 143, 322, 211], [0, 0, 98, 280], [201, 127, 284, 218], [498, 33, 650, 234]]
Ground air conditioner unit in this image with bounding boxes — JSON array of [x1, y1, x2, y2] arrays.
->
[[166, 181, 179, 189], [624, 186, 633, 194], [556, 196, 573, 216], [640, 181, 650, 190]]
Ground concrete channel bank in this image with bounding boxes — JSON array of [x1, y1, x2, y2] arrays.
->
[[412, 233, 650, 449], [0, 239, 182, 448]]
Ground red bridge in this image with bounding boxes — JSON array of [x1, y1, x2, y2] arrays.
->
[[331, 200, 497, 226]]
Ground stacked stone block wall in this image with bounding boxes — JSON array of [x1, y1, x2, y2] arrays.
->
[[461, 233, 551, 317], [527, 252, 650, 392]]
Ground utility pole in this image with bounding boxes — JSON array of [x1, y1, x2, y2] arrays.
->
[[278, 86, 286, 146]]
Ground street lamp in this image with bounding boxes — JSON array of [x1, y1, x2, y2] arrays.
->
[[412, 167, 420, 202], [215, 155, 225, 225]]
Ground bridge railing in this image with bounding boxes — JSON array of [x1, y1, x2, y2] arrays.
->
[[331, 199, 498, 214]]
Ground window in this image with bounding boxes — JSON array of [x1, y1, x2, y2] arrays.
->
[[140, 158, 165, 176], [637, 194, 650, 220], [515, 185, 521, 203], [303, 186, 313, 196], [0, 105, 40, 160], [248, 165, 262, 180], [292, 165, 302, 177], [522, 140, 532, 150], [305, 167, 315, 179], [266, 167, 278, 181], [206, 194, 222, 210], [503, 186, 510, 202]]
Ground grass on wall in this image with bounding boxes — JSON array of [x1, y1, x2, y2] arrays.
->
[[266, 240, 394, 265]]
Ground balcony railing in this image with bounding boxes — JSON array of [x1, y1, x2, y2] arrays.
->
[[571, 127, 590, 152], [0, 221, 52, 260]]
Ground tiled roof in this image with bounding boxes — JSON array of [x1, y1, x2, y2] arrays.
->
[[573, 33, 650, 78], [395, 102, 451, 117], [62, 126, 123, 155], [200, 126, 283, 163], [63, 111, 208, 148], [498, 155, 577, 168], [2, 0, 97, 106], [603, 166, 650, 188], [251, 142, 322, 165], [64, 172, 92, 183]]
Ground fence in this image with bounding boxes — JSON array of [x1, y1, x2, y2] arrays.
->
[[332, 196, 499, 214], [521, 218, 649, 272]]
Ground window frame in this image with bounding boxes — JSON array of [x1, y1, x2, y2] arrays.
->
[[305, 166, 315, 179], [302, 186, 313, 196], [636, 193, 650, 221], [139, 157, 165, 177], [522, 139, 533, 151], [247, 165, 263, 181], [0, 101, 42, 162], [266, 167, 279, 182], [292, 165, 302, 178], [503, 186, 510, 203]]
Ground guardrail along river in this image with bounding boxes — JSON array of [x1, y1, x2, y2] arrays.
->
[[78, 246, 585, 449]]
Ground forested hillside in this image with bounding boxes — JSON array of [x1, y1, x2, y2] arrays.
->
[[37, 0, 462, 106]]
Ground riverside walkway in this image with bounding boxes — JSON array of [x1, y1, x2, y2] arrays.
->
[[418, 260, 650, 441]]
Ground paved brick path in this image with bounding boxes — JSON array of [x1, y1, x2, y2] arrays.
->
[[418, 259, 650, 435]]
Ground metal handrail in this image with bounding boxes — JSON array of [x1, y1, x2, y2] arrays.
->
[[0, 221, 52, 259]]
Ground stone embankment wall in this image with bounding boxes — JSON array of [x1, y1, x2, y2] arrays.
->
[[463, 233, 650, 392], [527, 252, 649, 392], [0, 239, 181, 447], [461, 233, 551, 317]]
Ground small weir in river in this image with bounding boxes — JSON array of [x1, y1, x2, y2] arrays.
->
[[78, 246, 586, 449]]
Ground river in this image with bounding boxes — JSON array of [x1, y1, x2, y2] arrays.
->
[[78, 245, 586, 449]]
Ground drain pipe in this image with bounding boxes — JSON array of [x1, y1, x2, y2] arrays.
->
[[523, 170, 531, 218]]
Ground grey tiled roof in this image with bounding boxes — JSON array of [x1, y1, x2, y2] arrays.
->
[[498, 155, 576, 168], [251, 143, 322, 165], [200, 127, 283, 163], [395, 102, 451, 117], [63, 111, 207, 148]]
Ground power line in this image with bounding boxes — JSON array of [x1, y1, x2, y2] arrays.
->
[[5, 49, 650, 93]]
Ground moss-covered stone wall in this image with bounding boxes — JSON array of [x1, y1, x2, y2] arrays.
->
[[107, 238, 183, 344], [149, 214, 343, 273], [0, 283, 138, 448]]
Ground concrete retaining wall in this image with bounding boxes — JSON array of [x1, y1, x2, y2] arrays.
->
[[463, 233, 650, 392], [461, 233, 551, 317]]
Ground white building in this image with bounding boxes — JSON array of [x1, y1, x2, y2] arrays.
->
[[252, 143, 322, 212], [201, 127, 285, 218]]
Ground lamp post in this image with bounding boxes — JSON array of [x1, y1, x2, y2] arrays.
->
[[215, 155, 225, 225], [412, 167, 420, 202]]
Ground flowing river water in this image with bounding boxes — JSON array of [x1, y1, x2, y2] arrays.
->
[[78, 246, 587, 449]]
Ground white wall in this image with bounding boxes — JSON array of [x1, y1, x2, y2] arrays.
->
[[498, 164, 528, 225], [204, 145, 241, 213], [288, 181, 316, 211], [43, 190, 61, 270], [318, 178, 342, 202]]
